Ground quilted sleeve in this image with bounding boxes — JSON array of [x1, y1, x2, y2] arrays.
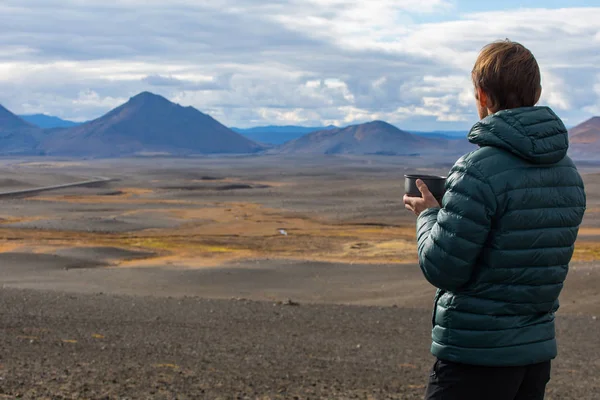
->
[[416, 158, 497, 292]]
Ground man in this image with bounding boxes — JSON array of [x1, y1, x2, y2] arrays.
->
[[404, 40, 586, 400]]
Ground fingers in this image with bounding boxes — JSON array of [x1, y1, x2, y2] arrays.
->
[[406, 183, 439, 216], [406, 203, 420, 216], [416, 179, 435, 201], [405, 203, 417, 216], [403, 195, 414, 211], [404, 195, 419, 216]]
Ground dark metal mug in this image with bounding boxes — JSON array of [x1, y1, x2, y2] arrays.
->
[[404, 174, 446, 204]]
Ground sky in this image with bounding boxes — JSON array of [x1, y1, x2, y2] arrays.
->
[[0, 1, 599, 130]]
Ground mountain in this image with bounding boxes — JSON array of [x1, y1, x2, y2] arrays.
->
[[570, 117, 600, 144], [233, 125, 337, 134], [41, 92, 263, 156], [0, 105, 42, 154], [20, 114, 80, 129], [411, 130, 467, 140], [231, 124, 467, 145], [569, 117, 600, 161], [278, 121, 472, 156], [232, 125, 338, 145]]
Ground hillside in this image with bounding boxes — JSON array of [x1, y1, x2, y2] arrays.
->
[[41, 92, 263, 156], [232, 125, 337, 145], [410, 130, 467, 140], [570, 117, 600, 144], [278, 121, 471, 156], [568, 116, 600, 160], [20, 114, 80, 129], [0, 105, 42, 154]]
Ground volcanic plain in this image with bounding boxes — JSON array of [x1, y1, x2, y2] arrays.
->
[[0, 155, 599, 399]]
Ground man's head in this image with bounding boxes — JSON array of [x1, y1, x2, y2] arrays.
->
[[472, 39, 542, 119]]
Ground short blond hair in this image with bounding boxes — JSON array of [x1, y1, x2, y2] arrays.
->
[[472, 40, 541, 110]]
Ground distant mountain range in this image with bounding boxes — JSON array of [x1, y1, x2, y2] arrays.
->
[[0, 93, 596, 159], [409, 130, 467, 140], [0, 93, 263, 156], [231, 125, 337, 145], [20, 114, 81, 129], [0, 105, 42, 154], [277, 121, 473, 156], [232, 126, 467, 144]]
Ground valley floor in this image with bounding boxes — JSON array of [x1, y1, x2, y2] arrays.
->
[[0, 156, 599, 399]]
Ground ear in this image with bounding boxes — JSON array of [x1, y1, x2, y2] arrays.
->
[[476, 87, 489, 108], [535, 86, 542, 104]]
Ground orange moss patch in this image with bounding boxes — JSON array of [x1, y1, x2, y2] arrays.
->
[[119, 188, 154, 197], [583, 207, 600, 213], [577, 227, 600, 236], [573, 242, 600, 262], [0, 242, 30, 253]]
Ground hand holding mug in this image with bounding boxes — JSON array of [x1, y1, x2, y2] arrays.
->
[[404, 179, 442, 217]]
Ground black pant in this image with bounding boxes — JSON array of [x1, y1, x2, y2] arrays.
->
[[425, 358, 551, 400]]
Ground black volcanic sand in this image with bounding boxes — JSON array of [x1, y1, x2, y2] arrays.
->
[[1, 256, 436, 307], [4, 212, 182, 233], [0, 156, 599, 399], [53, 247, 155, 263], [1, 255, 598, 315], [1, 256, 599, 399], [0, 252, 105, 272], [0, 288, 598, 400]]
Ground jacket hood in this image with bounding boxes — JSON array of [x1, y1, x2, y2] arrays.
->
[[467, 106, 569, 164]]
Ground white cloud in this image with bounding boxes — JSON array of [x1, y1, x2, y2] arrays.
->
[[539, 70, 571, 111], [583, 74, 600, 116], [72, 90, 126, 109], [0, 2, 598, 128]]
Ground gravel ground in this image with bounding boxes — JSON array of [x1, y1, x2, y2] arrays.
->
[[0, 288, 599, 400]]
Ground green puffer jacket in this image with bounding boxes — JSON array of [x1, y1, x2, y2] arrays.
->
[[416, 106, 586, 367]]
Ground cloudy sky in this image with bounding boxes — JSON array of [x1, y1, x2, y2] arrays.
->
[[0, 0, 599, 130]]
